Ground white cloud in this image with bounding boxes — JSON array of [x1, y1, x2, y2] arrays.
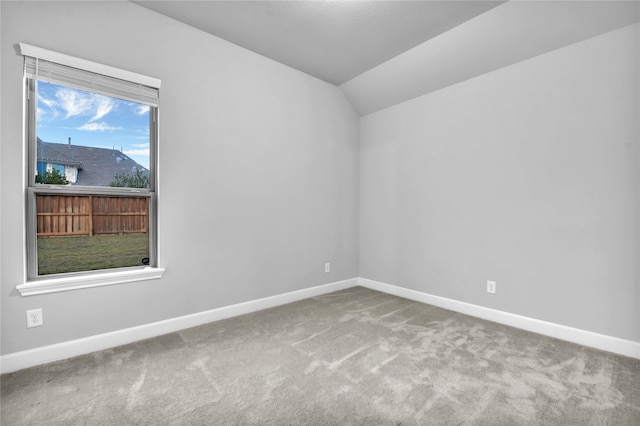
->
[[90, 96, 115, 121], [40, 95, 57, 110], [135, 105, 150, 115], [37, 91, 59, 121], [56, 88, 93, 118], [47, 88, 116, 122], [133, 127, 150, 140], [131, 143, 150, 148], [123, 148, 150, 157], [77, 122, 122, 131]]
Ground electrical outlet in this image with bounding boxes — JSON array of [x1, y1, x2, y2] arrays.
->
[[26, 309, 43, 328], [487, 280, 496, 294], [324, 262, 331, 273]]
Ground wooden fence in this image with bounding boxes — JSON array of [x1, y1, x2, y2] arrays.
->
[[36, 194, 149, 237]]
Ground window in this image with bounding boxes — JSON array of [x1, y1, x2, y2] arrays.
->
[[18, 44, 164, 295]]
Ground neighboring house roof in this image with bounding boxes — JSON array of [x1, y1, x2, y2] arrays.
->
[[37, 138, 149, 186]]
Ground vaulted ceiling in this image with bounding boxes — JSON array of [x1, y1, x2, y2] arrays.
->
[[133, 1, 504, 85], [132, 1, 640, 115]]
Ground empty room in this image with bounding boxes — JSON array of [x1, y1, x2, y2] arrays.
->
[[1, 1, 639, 424]]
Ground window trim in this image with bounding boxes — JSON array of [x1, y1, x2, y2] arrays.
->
[[20, 44, 164, 296], [16, 267, 166, 296]]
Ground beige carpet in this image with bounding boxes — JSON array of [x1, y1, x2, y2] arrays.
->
[[2, 286, 639, 425]]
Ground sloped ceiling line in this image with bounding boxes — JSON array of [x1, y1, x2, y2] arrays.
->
[[133, 1, 639, 116]]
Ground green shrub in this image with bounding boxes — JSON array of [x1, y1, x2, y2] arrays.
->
[[35, 169, 69, 185], [109, 169, 150, 188]]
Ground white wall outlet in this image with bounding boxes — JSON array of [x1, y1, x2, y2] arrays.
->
[[324, 262, 331, 273], [487, 280, 496, 294], [26, 308, 43, 328]]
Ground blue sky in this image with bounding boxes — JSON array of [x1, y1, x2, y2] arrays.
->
[[37, 81, 151, 169]]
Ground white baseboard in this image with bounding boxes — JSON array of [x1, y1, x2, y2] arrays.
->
[[0, 278, 358, 374], [358, 277, 640, 360], [3, 276, 637, 374]]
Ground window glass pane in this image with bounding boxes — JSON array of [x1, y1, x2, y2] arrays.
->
[[35, 81, 151, 188], [36, 194, 150, 275], [31, 80, 155, 276]]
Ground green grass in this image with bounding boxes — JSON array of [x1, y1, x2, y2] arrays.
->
[[37, 234, 149, 275]]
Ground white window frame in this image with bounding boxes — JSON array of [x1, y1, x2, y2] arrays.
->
[[17, 44, 164, 296]]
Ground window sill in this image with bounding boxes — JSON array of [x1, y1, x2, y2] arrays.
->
[[17, 267, 165, 296]]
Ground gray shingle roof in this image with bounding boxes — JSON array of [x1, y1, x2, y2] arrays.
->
[[37, 138, 149, 187]]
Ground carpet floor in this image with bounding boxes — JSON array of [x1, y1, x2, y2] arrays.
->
[[1, 286, 639, 425]]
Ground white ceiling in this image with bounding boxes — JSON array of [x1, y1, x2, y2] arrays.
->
[[132, 1, 639, 115], [341, 0, 640, 115], [132, 0, 504, 85]]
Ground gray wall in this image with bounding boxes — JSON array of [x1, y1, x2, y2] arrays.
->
[[1, 1, 359, 354], [360, 23, 640, 342], [1, 2, 638, 357]]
